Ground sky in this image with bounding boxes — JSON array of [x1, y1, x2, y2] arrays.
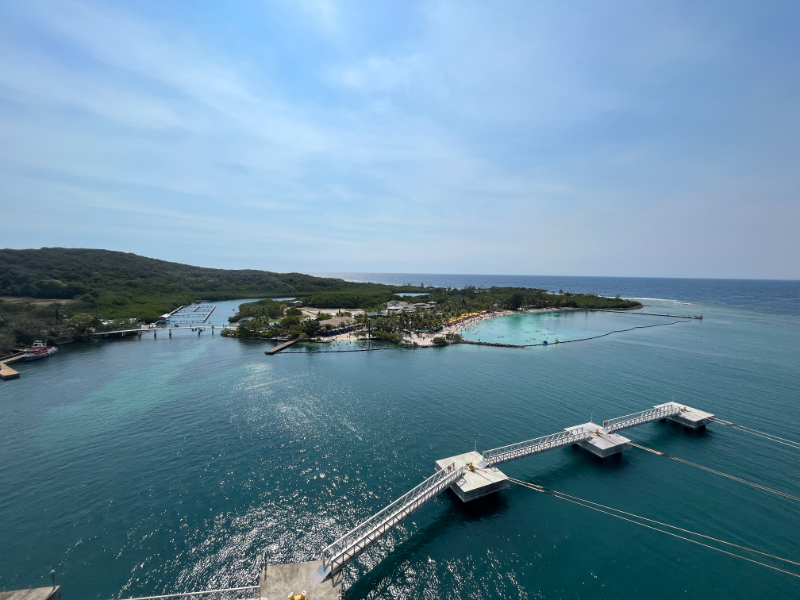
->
[[1, 1, 799, 279]]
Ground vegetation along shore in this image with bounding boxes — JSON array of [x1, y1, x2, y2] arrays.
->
[[0, 248, 641, 355]]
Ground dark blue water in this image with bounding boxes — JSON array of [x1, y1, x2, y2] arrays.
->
[[2, 276, 799, 599], [316, 273, 800, 316]]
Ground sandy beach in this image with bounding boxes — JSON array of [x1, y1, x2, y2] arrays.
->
[[309, 306, 578, 347]]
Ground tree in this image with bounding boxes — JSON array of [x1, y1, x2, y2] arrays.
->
[[48, 302, 63, 324]]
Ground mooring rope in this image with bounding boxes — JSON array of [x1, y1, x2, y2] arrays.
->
[[276, 347, 394, 354], [710, 418, 800, 450], [506, 477, 800, 579], [628, 442, 800, 502]]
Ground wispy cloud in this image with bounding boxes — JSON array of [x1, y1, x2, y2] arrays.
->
[[0, 0, 798, 277]]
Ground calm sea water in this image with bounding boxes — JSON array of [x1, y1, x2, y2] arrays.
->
[[2, 276, 800, 599]]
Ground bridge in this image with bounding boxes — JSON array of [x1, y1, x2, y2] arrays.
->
[[94, 324, 233, 338], [108, 401, 715, 599], [307, 400, 714, 586]]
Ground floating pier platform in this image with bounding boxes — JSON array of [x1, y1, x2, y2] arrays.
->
[[655, 401, 714, 429], [435, 451, 509, 502], [565, 422, 631, 458]]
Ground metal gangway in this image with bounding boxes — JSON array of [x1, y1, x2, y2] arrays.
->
[[603, 403, 682, 432], [480, 429, 592, 467], [316, 461, 466, 580]]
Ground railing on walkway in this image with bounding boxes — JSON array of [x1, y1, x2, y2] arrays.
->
[[114, 585, 259, 600], [482, 429, 592, 466], [603, 403, 682, 433], [319, 462, 466, 578]]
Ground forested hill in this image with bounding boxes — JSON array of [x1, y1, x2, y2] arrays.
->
[[0, 248, 365, 299]]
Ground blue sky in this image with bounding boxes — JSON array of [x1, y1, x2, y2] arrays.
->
[[1, 1, 798, 279]]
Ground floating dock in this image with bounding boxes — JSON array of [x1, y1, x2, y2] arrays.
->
[[435, 451, 509, 502], [265, 339, 300, 355]]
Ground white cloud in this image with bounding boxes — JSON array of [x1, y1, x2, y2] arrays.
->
[[0, 0, 797, 277]]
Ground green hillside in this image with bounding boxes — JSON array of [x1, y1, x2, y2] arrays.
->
[[0, 248, 424, 321], [0, 248, 641, 354]]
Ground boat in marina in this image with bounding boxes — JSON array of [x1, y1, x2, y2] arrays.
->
[[23, 340, 58, 361]]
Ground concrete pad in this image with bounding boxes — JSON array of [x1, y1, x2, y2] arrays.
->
[[654, 402, 715, 429], [0, 588, 60, 600], [262, 561, 342, 600], [565, 423, 631, 458], [435, 451, 509, 502]]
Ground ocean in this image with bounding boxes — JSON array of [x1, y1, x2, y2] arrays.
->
[[1, 275, 799, 599]]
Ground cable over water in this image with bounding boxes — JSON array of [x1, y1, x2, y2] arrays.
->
[[506, 477, 800, 580], [627, 442, 800, 503], [711, 418, 800, 450]]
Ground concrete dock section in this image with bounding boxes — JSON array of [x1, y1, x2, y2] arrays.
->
[[265, 339, 300, 355], [654, 401, 715, 429], [0, 362, 20, 380], [260, 560, 342, 600], [0, 587, 61, 600], [435, 451, 509, 502], [564, 422, 631, 458], [0, 353, 24, 380]]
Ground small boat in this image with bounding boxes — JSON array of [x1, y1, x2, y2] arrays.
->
[[24, 340, 58, 361]]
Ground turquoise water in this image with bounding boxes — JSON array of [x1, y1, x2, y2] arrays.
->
[[2, 281, 800, 599], [458, 310, 680, 345]]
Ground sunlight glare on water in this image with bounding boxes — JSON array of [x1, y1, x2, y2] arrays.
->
[[2, 279, 800, 599]]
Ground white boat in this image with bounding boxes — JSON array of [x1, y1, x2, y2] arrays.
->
[[24, 340, 59, 361]]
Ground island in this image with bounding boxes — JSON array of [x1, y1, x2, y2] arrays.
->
[[0, 248, 641, 356]]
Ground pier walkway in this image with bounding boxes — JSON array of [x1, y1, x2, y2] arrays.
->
[[314, 401, 714, 580], [93, 325, 232, 338], [107, 400, 735, 598], [264, 339, 300, 355], [316, 461, 466, 580]]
